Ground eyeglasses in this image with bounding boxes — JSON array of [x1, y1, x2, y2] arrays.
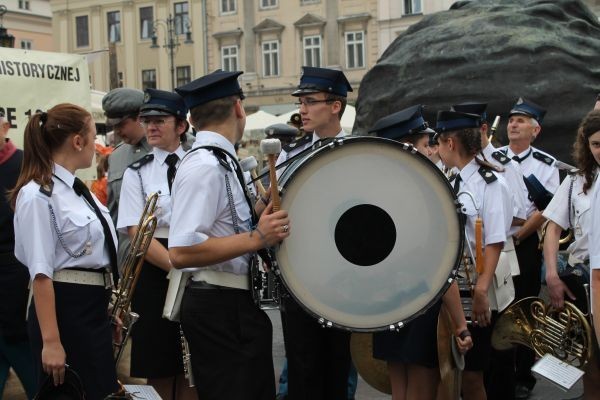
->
[[294, 98, 334, 107], [140, 118, 171, 128]]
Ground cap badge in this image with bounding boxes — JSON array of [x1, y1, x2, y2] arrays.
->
[[143, 92, 151, 103]]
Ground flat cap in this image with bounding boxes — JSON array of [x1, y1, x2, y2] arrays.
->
[[102, 88, 144, 126], [140, 88, 188, 119], [435, 110, 482, 135], [509, 97, 546, 124], [451, 102, 488, 123], [369, 104, 434, 141], [292, 66, 353, 97], [175, 70, 245, 110], [265, 123, 298, 138]]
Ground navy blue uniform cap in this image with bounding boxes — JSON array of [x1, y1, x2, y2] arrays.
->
[[292, 66, 353, 97], [435, 110, 482, 137], [265, 123, 298, 138], [509, 97, 546, 124], [451, 102, 488, 122], [140, 88, 188, 119], [369, 105, 434, 141], [175, 70, 245, 110]]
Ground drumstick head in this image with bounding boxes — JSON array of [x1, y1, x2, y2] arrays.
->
[[240, 156, 258, 171], [261, 138, 282, 155]]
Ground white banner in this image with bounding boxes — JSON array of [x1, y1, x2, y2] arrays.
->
[[0, 48, 95, 179]]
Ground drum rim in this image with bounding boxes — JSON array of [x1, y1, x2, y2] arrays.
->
[[276, 135, 465, 332]]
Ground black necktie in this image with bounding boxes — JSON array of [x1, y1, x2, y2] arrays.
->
[[73, 177, 119, 286], [165, 153, 179, 194], [453, 175, 462, 194], [512, 148, 532, 163]]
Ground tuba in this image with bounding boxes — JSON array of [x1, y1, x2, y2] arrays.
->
[[491, 296, 593, 368], [111, 192, 159, 366]]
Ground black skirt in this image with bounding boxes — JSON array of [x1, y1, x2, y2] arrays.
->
[[0, 254, 30, 341], [129, 242, 183, 378], [372, 300, 442, 368], [28, 281, 119, 400]]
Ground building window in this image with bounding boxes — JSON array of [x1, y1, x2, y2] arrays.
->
[[260, 0, 277, 9], [117, 72, 124, 88], [262, 40, 279, 77], [140, 7, 154, 40], [176, 66, 191, 87], [345, 31, 365, 69], [221, 46, 238, 72], [75, 16, 89, 48], [18, 0, 30, 10], [404, 0, 422, 15], [303, 35, 321, 68], [107, 11, 121, 43], [221, 0, 236, 14], [300, 0, 319, 4], [174, 2, 189, 35], [20, 40, 32, 50], [142, 69, 156, 89]]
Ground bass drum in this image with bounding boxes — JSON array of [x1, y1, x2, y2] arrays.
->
[[276, 136, 463, 331]]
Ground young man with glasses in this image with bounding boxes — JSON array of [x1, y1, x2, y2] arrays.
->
[[275, 66, 354, 400]]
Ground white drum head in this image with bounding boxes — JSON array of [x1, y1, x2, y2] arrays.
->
[[276, 137, 462, 331]]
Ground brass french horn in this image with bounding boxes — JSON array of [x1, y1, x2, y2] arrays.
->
[[492, 297, 592, 368]]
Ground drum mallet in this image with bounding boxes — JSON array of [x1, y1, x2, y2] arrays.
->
[[240, 156, 267, 197], [260, 138, 282, 211]]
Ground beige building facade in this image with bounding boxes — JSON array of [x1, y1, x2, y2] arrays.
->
[[1, 0, 52, 51], [204, 0, 378, 111], [50, 0, 204, 91]]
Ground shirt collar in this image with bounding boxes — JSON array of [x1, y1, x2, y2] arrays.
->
[[192, 131, 237, 155], [506, 146, 531, 159], [311, 129, 346, 145], [52, 163, 75, 187], [458, 158, 480, 183], [153, 145, 186, 165]]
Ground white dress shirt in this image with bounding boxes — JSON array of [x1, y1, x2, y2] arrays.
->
[[544, 173, 596, 264], [590, 173, 600, 271], [14, 163, 116, 279], [117, 146, 187, 238], [456, 159, 513, 252], [498, 145, 559, 217], [168, 131, 252, 276], [482, 143, 528, 228]]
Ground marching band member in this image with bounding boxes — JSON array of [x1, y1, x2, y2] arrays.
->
[[497, 98, 559, 399], [274, 66, 353, 400], [435, 110, 513, 400], [11, 104, 120, 399], [543, 109, 600, 399], [117, 89, 195, 400], [169, 70, 290, 400], [369, 105, 473, 400]]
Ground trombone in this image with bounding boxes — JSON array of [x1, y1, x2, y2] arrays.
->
[[111, 192, 159, 366]]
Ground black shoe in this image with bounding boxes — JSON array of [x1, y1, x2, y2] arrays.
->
[[275, 394, 287, 400], [515, 385, 532, 400]]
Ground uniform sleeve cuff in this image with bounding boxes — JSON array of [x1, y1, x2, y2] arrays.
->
[[168, 232, 209, 248]]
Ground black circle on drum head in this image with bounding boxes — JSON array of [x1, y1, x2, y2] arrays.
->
[[334, 204, 396, 266]]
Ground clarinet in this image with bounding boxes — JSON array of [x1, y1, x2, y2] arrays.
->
[[179, 326, 195, 387]]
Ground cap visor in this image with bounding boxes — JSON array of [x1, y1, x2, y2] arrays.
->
[[292, 88, 322, 97], [106, 116, 127, 126], [139, 109, 173, 117]]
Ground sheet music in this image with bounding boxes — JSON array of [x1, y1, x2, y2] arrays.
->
[[531, 354, 584, 391], [123, 384, 163, 399]]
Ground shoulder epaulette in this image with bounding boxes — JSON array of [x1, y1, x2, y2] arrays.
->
[[283, 134, 311, 152], [478, 166, 498, 184], [491, 151, 511, 165], [533, 151, 555, 166], [39, 181, 53, 197], [128, 154, 154, 170]]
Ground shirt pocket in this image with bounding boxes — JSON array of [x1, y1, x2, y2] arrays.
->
[[60, 210, 96, 254], [573, 196, 590, 233]]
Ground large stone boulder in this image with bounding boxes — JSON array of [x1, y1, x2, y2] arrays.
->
[[354, 0, 600, 163]]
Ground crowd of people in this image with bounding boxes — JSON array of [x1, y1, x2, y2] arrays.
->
[[0, 65, 599, 400]]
